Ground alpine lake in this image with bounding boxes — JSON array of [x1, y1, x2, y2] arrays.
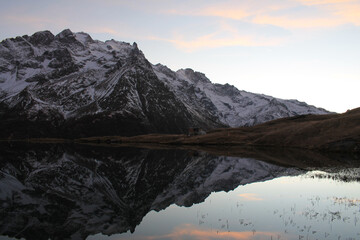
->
[[0, 142, 359, 240]]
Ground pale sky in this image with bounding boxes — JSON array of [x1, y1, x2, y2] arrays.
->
[[1, 0, 359, 113]]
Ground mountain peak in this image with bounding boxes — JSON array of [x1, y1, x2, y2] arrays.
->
[[53, 29, 88, 49], [74, 32, 94, 45], [55, 29, 74, 39], [29, 30, 54, 45], [177, 68, 211, 84]]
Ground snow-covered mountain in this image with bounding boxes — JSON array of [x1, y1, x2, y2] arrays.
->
[[153, 65, 329, 127], [0, 29, 328, 138], [0, 144, 302, 239]]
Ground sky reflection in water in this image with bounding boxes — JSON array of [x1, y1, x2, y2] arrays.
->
[[91, 170, 360, 240]]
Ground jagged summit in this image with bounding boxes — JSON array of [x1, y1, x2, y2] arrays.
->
[[55, 28, 73, 38], [177, 68, 211, 84], [28, 30, 55, 45], [0, 29, 329, 138]]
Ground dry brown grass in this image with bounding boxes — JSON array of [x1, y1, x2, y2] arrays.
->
[[78, 107, 360, 152], [183, 107, 360, 151]]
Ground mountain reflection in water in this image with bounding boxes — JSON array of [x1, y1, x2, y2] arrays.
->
[[0, 143, 359, 240]]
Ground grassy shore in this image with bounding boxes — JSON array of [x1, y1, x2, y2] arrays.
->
[[75, 107, 360, 153], [2, 107, 359, 154]]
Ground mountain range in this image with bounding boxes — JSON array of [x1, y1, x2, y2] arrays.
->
[[0, 29, 329, 138]]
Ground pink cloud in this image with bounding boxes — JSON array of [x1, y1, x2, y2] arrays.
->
[[124, 224, 284, 240], [238, 193, 263, 201], [150, 33, 283, 51], [164, 0, 360, 28], [251, 14, 343, 28]]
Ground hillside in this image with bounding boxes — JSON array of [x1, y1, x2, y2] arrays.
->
[[87, 107, 360, 152]]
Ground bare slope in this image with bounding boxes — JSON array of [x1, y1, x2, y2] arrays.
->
[[189, 107, 360, 151]]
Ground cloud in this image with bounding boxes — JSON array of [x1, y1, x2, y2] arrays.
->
[[164, 0, 360, 29], [238, 193, 263, 201], [295, 0, 360, 26], [124, 224, 281, 240], [331, 3, 360, 25], [295, 0, 356, 6], [251, 14, 342, 28], [150, 19, 287, 52], [150, 33, 283, 52], [196, 6, 253, 20]]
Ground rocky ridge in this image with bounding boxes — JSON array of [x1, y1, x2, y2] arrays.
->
[[0, 29, 329, 138]]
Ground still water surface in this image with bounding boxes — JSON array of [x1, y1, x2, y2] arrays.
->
[[92, 172, 360, 240], [0, 143, 359, 240]]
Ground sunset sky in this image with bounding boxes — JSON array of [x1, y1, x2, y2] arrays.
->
[[1, 0, 359, 113]]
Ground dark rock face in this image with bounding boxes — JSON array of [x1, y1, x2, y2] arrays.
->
[[0, 29, 329, 139], [55, 29, 82, 47], [28, 30, 55, 45], [0, 143, 301, 239]]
